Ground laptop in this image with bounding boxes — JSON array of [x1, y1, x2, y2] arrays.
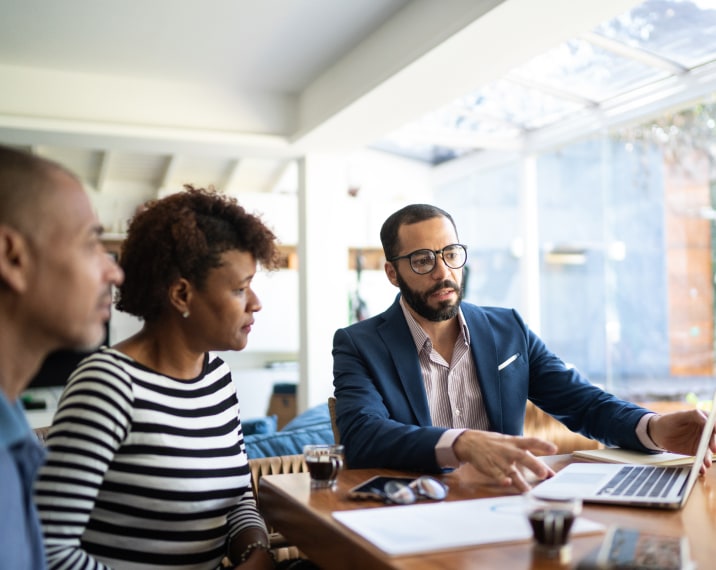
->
[[530, 391, 716, 509]]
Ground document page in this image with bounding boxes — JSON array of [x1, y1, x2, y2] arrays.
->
[[333, 495, 604, 556]]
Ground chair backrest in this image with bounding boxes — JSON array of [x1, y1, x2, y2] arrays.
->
[[248, 454, 308, 500], [246, 454, 308, 562], [524, 401, 602, 454], [327, 396, 340, 444]]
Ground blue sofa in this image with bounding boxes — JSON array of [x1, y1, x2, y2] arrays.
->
[[242, 402, 335, 458]]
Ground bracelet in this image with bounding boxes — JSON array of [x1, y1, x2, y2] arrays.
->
[[237, 540, 275, 565]]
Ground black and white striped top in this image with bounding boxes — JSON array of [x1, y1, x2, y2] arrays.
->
[[35, 348, 266, 570]]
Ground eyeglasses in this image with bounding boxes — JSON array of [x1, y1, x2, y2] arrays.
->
[[388, 243, 467, 275], [382, 476, 449, 504]]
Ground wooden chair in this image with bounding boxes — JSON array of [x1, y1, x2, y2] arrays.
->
[[327, 396, 340, 444], [247, 453, 309, 562], [523, 401, 602, 454], [34, 425, 51, 445]]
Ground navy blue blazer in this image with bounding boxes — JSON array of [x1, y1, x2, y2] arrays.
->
[[332, 295, 650, 471]]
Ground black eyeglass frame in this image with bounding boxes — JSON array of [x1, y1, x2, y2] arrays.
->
[[388, 243, 468, 275]]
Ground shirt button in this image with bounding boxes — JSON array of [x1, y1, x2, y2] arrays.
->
[[455, 409, 461, 416]]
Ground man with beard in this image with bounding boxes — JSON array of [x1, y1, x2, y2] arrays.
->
[[332, 203, 714, 491]]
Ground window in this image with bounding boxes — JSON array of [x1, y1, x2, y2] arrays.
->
[[383, 0, 716, 398]]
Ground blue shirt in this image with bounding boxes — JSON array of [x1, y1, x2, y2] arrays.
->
[[0, 390, 47, 570]]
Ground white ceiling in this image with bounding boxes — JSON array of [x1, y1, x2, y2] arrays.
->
[[0, 0, 641, 199]]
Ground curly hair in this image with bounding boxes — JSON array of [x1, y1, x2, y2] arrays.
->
[[116, 185, 280, 321]]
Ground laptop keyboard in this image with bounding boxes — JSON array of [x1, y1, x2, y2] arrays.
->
[[597, 466, 683, 498]]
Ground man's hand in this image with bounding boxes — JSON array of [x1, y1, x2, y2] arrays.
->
[[452, 430, 557, 492], [648, 409, 715, 472]]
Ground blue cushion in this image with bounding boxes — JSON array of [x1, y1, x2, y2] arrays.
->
[[242, 415, 278, 436], [244, 424, 335, 458], [244, 404, 334, 459], [282, 403, 330, 431]]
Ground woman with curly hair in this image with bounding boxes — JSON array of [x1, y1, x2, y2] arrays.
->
[[36, 187, 282, 570]]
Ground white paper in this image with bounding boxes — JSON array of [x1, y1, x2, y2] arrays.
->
[[332, 495, 604, 556]]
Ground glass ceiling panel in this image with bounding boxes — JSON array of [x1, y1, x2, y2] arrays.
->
[[413, 96, 521, 137], [458, 79, 585, 131], [512, 38, 670, 103], [374, 79, 586, 164], [370, 139, 465, 164], [372, 0, 716, 165], [595, 0, 716, 68]]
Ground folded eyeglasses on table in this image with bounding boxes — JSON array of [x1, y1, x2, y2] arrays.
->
[[348, 475, 449, 504]]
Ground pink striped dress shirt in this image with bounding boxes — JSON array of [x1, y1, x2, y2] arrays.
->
[[399, 298, 489, 467]]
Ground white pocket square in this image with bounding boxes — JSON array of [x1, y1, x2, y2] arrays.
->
[[498, 353, 519, 371]]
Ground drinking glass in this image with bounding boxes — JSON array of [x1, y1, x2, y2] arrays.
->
[[524, 494, 582, 563], [303, 444, 344, 489]]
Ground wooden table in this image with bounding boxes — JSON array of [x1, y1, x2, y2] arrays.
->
[[258, 455, 716, 569]]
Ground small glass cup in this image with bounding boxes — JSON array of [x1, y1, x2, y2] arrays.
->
[[303, 444, 344, 489], [524, 495, 582, 563]]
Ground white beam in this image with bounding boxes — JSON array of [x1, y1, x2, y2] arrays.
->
[[582, 31, 689, 75], [0, 114, 295, 159], [296, 155, 351, 412], [264, 160, 294, 194], [219, 158, 242, 192], [158, 155, 179, 189], [96, 150, 111, 193], [506, 74, 598, 108]]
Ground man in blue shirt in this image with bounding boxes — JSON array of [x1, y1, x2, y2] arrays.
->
[[0, 394, 48, 568], [0, 146, 123, 569]]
